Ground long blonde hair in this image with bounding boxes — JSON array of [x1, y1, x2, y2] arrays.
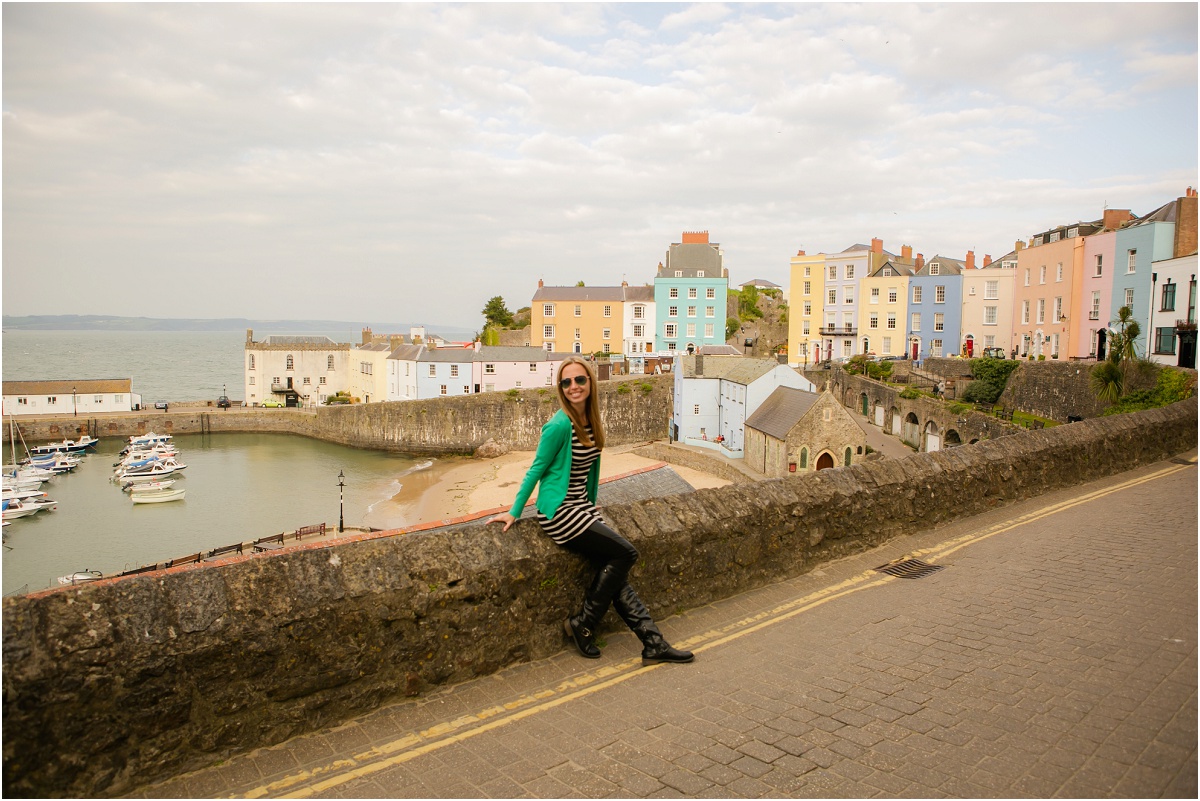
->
[[556, 356, 605, 450]]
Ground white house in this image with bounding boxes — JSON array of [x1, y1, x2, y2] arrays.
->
[[2, 379, 140, 417], [386, 344, 425, 401], [417, 347, 477, 398], [1147, 252, 1197, 367], [244, 329, 351, 407], [671, 354, 816, 456]]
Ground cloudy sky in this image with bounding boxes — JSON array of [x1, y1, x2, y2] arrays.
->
[[4, 2, 1196, 331]]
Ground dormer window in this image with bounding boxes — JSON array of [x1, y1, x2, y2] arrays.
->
[[1049, 231, 1060, 243], [1067, 227, 1079, 238], [929, 263, 940, 275], [696, 271, 705, 278]]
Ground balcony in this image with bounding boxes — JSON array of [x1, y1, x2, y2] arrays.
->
[[820, 325, 857, 336], [1088, 311, 1100, 320]]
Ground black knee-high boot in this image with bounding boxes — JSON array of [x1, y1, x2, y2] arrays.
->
[[612, 584, 695, 665], [564, 564, 625, 659]]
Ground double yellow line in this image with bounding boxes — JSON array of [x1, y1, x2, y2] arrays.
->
[[243, 460, 1193, 798]]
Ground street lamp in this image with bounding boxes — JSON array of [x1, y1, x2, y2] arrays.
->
[[72, 386, 77, 417], [338, 470, 345, 533]]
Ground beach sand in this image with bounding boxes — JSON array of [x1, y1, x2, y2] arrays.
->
[[361, 442, 730, 531]]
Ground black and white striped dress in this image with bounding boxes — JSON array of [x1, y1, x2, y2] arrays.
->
[[537, 425, 601, 545]]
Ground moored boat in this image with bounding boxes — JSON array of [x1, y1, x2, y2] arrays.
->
[[2, 499, 42, 520], [122, 479, 177, 493], [29, 436, 100, 456], [130, 487, 186, 504], [57, 569, 103, 585]]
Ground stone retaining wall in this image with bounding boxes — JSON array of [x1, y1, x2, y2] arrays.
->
[[2, 400, 1196, 797], [631, 442, 758, 485]]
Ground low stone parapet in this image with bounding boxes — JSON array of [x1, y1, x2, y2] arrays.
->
[[2, 400, 1196, 797]]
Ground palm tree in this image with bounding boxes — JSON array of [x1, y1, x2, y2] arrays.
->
[[1090, 360, 1124, 403], [1092, 306, 1142, 403]]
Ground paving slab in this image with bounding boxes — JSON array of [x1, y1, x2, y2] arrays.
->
[[139, 451, 1198, 799]]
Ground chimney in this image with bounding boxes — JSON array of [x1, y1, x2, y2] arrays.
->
[[966, 250, 975, 270], [983, 254, 992, 267], [682, 231, 710, 244], [796, 249, 806, 256], [537, 278, 544, 288], [473, 340, 481, 352], [1015, 240, 1026, 252], [871, 237, 883, 254], [901, 244, 912, 261], [389, 334, 404, 349], [694, 354, 704, 376], [1103, 208, 1134, 230], [361, 327, 372, 346], [915, 253, 925, 270], [246, 328, 254, 344], [1175, 192, 1198, 258]]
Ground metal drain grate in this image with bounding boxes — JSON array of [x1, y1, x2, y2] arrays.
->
[[874, 558, 945, 579]]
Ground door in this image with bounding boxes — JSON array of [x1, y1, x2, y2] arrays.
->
[[815, 452, 835, 470], [911, 340, 919, 360], [1096, 330, 1107, 361], [874, 405, 884, 427], [861, 394, 869, 416], [965, 336, 974, 357], [1178, 330, 1197, 369]]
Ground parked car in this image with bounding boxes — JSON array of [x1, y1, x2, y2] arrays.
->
[[982, 347, 1006, 359], [153, 401, 169, 410], [260, 399, 283, 408], [216, 396, 232, 409]]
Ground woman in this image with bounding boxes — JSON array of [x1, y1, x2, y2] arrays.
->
[[488, 356, 693, 666]]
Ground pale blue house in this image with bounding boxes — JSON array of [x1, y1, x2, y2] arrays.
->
[[908, 254, 965, 359], [653, 231, 729, 354]]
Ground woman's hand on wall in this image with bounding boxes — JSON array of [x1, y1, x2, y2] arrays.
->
[[487, 512, 516, 532]]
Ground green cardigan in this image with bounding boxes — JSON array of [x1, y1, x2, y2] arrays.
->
[[508, 409, 600, 520]]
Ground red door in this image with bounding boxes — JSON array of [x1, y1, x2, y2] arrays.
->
[[911, 341, 919, 360]]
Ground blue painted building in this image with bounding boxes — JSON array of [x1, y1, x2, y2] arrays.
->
[[907, 254, 964, 360], [653, 231, 729, 354], [1110, 200, 1179, 354]]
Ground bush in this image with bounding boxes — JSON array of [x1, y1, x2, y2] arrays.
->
[[960, 381, 1002, 404], [899, 387, 923, 400], [1103, 367, 1197, 415]]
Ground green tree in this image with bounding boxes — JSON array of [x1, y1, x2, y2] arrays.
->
[[482, 296, 514, 328], [726, 316, 740, 341], [480, 325, 501, 346], [576, 280, 585, 287], [737, 285, 764, 319], [1091, 306, 1143, 404]]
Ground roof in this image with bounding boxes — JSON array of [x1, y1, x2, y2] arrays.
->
[[476, 346, 556, 362], [1132, 200, 1177, 226], [870, 261, 914, 277], [623, 286, 655, 302], [261, 335, 340, 346], [421, 348, 477, 363], [533, 286, 627, 302], [744, 386, 822, 440], [740, 279, 781, 289], [663, 241, 723, 275], [356, 342, 392, 353], [695, 344, 742, 355], [678, 355, 787, 384], [917, 255, 965, 276], [388, 344, 425, 361], [4, 378, 133, 395]]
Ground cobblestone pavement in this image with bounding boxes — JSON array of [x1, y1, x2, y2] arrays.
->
[[142, 452, 1198, 799]]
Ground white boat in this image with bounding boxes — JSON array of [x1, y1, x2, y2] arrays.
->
[[2, 473, 45, 492], [130, 487, 186, 504], [29, 436, 99, 456], [123, 479, 177, 493], [113, 446, 176, 466], [22, 453, 81, 473], [3, 489, 57, 510], [57, 569, 103, 585], [2, 499, 42, 520], [126, 432, 173, 448], [112, 457, 187, 482]]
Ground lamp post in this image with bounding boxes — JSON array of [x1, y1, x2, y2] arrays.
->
[[72, 386, 77, 417], [338, 470, 345, 533]]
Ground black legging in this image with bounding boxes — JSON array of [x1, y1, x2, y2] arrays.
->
[[562, 519, 638, 582]]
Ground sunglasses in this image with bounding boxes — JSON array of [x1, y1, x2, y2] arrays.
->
[[559, 375, 589, 389]]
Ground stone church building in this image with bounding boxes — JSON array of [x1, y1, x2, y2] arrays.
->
[[743, 387, 868, 476]]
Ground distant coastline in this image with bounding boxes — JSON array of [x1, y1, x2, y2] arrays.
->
[[2, 315, 476, 338]]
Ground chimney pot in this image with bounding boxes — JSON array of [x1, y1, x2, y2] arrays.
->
[[538, 278, 544, 288], [797, 249, 806, 256], [871, 237, 883, 254], [966, 250, 976, 270], [901, 244, 913, 260], [983, 254, 992, 267], [916, 253, 925, 270]]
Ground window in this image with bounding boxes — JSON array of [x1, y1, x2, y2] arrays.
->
[[870, 287, 880, 303], [1049, 231, 1060, 243], [574, 305, 582, 317], [846, 265, 855, 279], [800, 448, 808, 469], [633, 324, 644, 337], [803, 302, 812, 315], [574, 328, 581, 340], [687, 306, 696, 317], [1054, 297, 1063, 322], [603, 328, 611, 339], [464, 385, 471, 394], [669, 306, 678, 317], [1095, 255, 1103, 276], [286, 355, 295, 370], [706, 288, 715, 299], [675, 270, 682, 277], [687, 288, 697, 299], [603, 305, 612, 317], [911, 313, 921, 331], [1068, 227, 1079, 238], [694, 404, 700, 415], [802, 321, 810, 335], [485, 383, 496, 392], [828, 289, 837, 304], [1024, 269, 1030, 286], [985, 280, 998, 300], [273, 376, 280, 385], [440, 385, 447, 396], [969, 286, 976, 296], [1037, 299, 1046, 324], [686, 323, 696, 337], [1155, 327, 1177, 354], [934, 313, 944, 332], [1127, 249, 1137, 272], [544, 325, 555, 339], [327, 355, 335, 370], [935, 286, 945, 303], [602, 344, 611, 353], [47, 396, 57, 405], [828, 265, 837, 280], [804, 267, 811, 277], [1056, 263, 1063, 282], [16, 397, 26, 405], [303, 377, 311, 384], [704, 324, 714, 338], [633, 305, 644, 319], [249, 377, 256, 385], [803, 281, 811, 295], [664, 323, 677, 338], [882, 336, 892, 352], [984, 335, 995, 348], [1162, 282, 1177, 311], [1022, 301, 1030, 324], [248, 355, 255, 370], [869, 314, 879, 329], [845, 448, 852, 467], [428, 364, 436, 377], [669, 287, 678, 299], [888, 288, 897, 303], [1039, 265, 1046, 284], [450, 365, 459, 377], [705, 306, 715, 318], [883, 268, 894, 276], [984, 306, 998, 325], [1124, 288, 1134, 308], [912, 286, 922, 303], [1091, 292, 1101, 320], [887, 313, 896, 330], [1033, 235, 1043, 247], [931, 339, 943, 357], [696, 271, 705, 278], [529, 362, 537, 372], [844, 289, 854, 304], [544, 303, 555, 316], [929, 263, 940, 275]]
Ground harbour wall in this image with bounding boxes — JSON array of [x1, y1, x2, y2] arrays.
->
[[3, 399, 1196, 797], [2, 376, 674, 454]]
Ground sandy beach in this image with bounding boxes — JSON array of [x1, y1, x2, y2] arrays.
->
[[361, 442, 731, 531]]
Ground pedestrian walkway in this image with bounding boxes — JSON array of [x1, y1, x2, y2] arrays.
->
[[140, 452, 1198, 799]]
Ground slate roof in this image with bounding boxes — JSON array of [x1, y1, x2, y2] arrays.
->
[[870, 261, 914, 277], [533, 286, 628, 302], [744, 386, 821, 440], [3, 378, 133, 395], [1133, 200, 1177, 225], [387, 344, 425, 361], [356, 343, 392, 353], [263, 335, 340, 346], [695, 344, 743, 355], [677, 355, 788, 384], [623, 286, 655, 302], [740, 279, 781, 289], [477, 346, 556, 362], [421, 348, 478, 363], [918, 255, 965, 276]]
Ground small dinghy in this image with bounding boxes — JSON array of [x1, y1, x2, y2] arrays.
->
[[130, 487, 186, 504]]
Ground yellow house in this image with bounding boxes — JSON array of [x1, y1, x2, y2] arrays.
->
[[530, 281, 626, 355], [786, 250, 826, 367], [858, 261, 913, 358]]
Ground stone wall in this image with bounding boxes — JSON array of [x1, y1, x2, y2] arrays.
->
[[4, 399, 1196, 797], [631, 442, 757, 485], [2, 377, 674, 454]]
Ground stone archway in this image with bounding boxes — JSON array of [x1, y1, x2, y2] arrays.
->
[[860, 393, 869, 416], [903, 412, 920, 447], [925, 420, 941, 452], [815, 451, 835, 470], [945, 429, 961, 447], [890, 407, 902, 436]]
